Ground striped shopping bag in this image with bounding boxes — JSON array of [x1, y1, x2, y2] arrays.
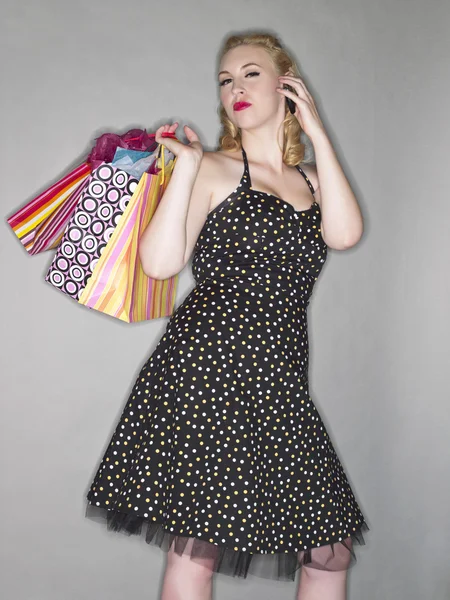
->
[[45, 144, 178, 322], [6, 128, 158, 255], [7, 162, 92, 254]]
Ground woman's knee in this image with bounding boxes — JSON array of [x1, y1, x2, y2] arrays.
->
[[298, 537, 353, 572], [301, 564, 348, 582], [166, 537, 216, 579]]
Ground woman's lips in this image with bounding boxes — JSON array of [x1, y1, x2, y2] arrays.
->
[[234, 102, 252, 111]]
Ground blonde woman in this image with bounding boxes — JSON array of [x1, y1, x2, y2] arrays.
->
[[86, 31, 369, 600]]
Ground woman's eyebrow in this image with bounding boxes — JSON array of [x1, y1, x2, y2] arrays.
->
[[218, 63, 262, 77]]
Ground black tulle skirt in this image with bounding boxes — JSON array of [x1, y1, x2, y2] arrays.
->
[[85, 504, 368, 581]]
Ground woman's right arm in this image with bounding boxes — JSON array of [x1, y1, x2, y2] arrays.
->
[[138, 122, 210, 279], [139, 153, 211, 279]]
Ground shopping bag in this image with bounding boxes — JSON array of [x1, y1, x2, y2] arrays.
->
[[7, 162, 92, 254], [7, 128, 158, 255], [45, 144, 178, 322]]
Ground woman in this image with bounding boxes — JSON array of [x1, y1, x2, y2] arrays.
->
[[85, 32, 369, 600]]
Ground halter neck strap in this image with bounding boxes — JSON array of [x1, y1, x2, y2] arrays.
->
[[240, 146, 252, 188], [240, 146, 315, 195]]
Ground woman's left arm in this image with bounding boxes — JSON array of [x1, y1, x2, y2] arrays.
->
[[278, 75, 364, 250], [309, 131, 364, 250]]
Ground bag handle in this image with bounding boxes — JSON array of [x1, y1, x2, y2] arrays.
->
[[158, 132, 178, 186]]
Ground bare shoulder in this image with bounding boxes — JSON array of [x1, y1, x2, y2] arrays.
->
[[204, 148, 241, 170], [200, 149, 243, 211], [198, 149, 238, 178]]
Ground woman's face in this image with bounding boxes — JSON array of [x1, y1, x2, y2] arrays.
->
[[218, 45, 285, 130]]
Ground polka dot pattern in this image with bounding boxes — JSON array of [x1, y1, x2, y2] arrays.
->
[[85, 147, 368, 581]]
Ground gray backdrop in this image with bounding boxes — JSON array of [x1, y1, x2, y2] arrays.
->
[[1, 1, 449, 599]]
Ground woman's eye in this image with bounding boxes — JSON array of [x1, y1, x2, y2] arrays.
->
[[219, 71, 260, 87]]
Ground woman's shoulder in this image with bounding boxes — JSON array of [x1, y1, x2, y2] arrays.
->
[[198, 150, 244, 208], [200, 149, 242, 180], [204, 148, 241, 165]]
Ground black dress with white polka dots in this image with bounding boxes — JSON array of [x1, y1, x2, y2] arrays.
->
[[85, 146, 369, 582]]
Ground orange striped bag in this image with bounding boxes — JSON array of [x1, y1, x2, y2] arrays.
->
[[45, 145, 178, 323], [7, 163, 92, 254]]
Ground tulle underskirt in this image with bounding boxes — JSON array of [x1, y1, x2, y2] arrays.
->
[[85, 504, 369, 582]]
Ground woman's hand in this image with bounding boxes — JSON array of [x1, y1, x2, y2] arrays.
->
[[276, 75, 326, 142], [155, 122, 203, 166]]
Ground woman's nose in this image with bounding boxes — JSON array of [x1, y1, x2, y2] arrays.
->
[[231, 82, 246, 94]]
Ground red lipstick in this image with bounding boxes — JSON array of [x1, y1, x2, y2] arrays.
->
[[233, 102, 252, 111]]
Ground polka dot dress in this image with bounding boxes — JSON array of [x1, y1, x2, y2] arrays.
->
[[85, 146, 369, 581]]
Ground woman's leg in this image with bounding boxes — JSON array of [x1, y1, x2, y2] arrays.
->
[[296, 538, 353, 600], [296, 568, 348, 600], [160, 537, 216, 600]]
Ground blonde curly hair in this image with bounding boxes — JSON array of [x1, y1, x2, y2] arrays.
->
[[216, 32, 306, 166]]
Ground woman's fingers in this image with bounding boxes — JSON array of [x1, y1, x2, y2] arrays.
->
[[156, 122, 180, 140], [184, 125, 199, 141], [154, 123, 203, 160]]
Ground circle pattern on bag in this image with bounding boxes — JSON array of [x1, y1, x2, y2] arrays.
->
[[46, 164, 139, 300]]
